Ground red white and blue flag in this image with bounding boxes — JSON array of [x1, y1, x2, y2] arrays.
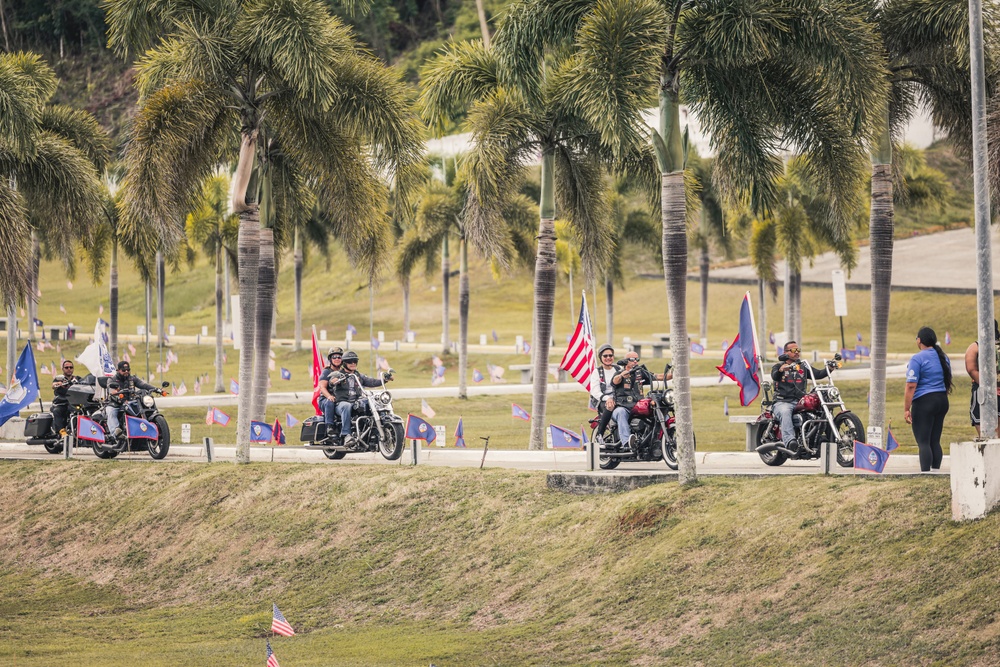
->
[[266, 640, 281, 667], [559, 292, 596, 393], [207, 407, 230, 426], [454, 418, 466, 448], [250, 421, 273, 442], [271, 603, 295, 637], [76, 415, 105, 442], [716, 292, 761, 406], [272, 418, 285, 445], [405, 414, 437, 444], [886, 426, 899, 453], [125, 414, 158, 440], [512, 404, 530, 421]]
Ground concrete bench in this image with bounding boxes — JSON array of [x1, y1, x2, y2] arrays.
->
[[624, 340, 668, 359], [46, 326, 63, 340], [729, 415, 760, 452], [509, 364, 568, 384]]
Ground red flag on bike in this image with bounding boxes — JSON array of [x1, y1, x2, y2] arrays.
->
[[310, 326, 323, 415], [717, 292, 761, 406], [559, 292, 596, 393]]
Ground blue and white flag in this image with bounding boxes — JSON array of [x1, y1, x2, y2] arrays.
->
[[125, 414, 159, 440], [0, 343, 39, 426], [549, 424, 582, 449], [512, 403, 530, 421], [250, 420, 273, 442], [454, 418, 466, 448], [230, 378, 239, 395], [347, 323, 357, 336], [371, 337, 380, 350], [472, 368, 484, 383], [854, 441, 889, 474], [716, 292, 761, 406], [285, 413, 299, 428], [405, 414, 437, 444], [280, 368, 291, 380], [76, 415, 105, 442], [886, 426, 899, 453]]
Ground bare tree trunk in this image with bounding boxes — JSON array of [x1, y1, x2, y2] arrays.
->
[[783, 261, 792, 342], [458, 236, 469, 399], [293, 226, 302, 351], [28, 232, 39, 342], [441, 235, 450, 354], [214, 244, 224, 392], [156, 251, 165, 347], [474, 0, 491, 49], [528, 150, 556, 450], [0, 0, 10, 53], [251, 227, 275, 423], [790, 271, 802, 344], [110, 241, 119, 359], [758, 278, 768, 363], [235, 210, 260, 463], [605, 277, 614, 347], [402, 277, 410, 338], [699, 242, 709, 344], [224, 250, 232, 327], [868, 162, 893, 433]]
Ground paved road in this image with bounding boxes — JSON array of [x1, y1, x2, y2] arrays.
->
[[709, 227, 1000, 292]]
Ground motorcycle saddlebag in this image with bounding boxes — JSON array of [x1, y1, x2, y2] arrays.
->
[[300, 415, 328, 443], [24, 412, 53, 437]]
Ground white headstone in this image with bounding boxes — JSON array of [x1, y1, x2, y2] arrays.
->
[[866, 426, 882, 449], [137, 325, 145, 336], [377, 331, 385, 343], [319, 329, 327, 341], [406, 331, 415, 343], [168, 325, 176, 336], [546, 427, 553, 449], [830, 339, 839, 352], [515, 335, 524, 353], [202, 325, 209, 336], [480, 334, 487, 346], [181, 423, 191, 444], [434, 425, 446, 448]]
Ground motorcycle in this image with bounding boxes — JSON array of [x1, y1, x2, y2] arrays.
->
[[23, 378, 101, 454], [90, 379, 172, 460], [589, 364, 692, 470], [754, 354, 860, 467], [299, 370, 404, 461]]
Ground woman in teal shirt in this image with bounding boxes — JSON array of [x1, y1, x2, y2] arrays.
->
[[903, 327, 953, 472]]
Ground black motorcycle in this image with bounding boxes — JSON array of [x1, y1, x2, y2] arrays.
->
[[23, 378, 101, 454], [300, 370, 404, 461], [90, 379, 172, 460], [589, 364, 692, 470]]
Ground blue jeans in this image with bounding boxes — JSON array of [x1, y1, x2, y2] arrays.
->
[[612, 407, 631, 442], [772, 400, 798, 445], [319, 398, 353, 437]]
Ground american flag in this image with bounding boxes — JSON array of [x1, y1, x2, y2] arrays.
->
[[271, 603, 295, 637], [559, 293, 596, 393], [266, 640, 280, 667]]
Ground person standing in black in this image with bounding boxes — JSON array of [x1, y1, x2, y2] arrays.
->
[[904, 327, 952, 472], [51, 360, 81, 435]]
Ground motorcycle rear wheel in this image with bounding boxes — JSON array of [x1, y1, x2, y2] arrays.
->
[[379, 422, 404, 461], [592, 426, 620, 469], [147, 416, 170, 460], [43, 439, 64, 454], [833, 412, 862, 468], [92, 439, 119, 459], [755, 419, 787, 467]]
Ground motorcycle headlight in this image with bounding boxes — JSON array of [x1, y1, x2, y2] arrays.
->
[[378, 391, 392, 404], [142, 395, 155, 408], [828, 387, 840, 400]]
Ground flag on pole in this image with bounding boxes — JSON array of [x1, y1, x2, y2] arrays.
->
[[512, 403, 530, 421], [310, 326, 323, 415], [492, 329, 498, 342], [266, 640, 281, 667], [125, 415, 159, 440], [76, 415, 105, 442], [0, 343, 39, 426], [549, 424, 583, 449], [716, 292, 762, 406], [854, 441, 889, 473], [207, 407, 230, 426], [454, 418, 466, 448], [280, 368, 291, 380], [472, 368, 484, 383], [230, 378, 239, 395], [404, 414, 437, 444], [421, 399, 436, 418], [250, 421, 273, 442], [272, 419, 285, 445], [270, 603, 294, 635], [886, 426, 899, 453], [559, 292, 596, 393], [285, 413, 299, 428]]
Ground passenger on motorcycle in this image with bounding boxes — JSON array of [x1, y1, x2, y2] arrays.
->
[[589, 344, 620, 442], [611, 351, 670, 448], [325, 350, 392, 447], [51, 360, 82, 435], [317, 347, 345, 432], [104, 361, 159, 438], [770, 341, 831, 450]]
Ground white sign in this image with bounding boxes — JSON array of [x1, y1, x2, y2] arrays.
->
[[830, 339, 839, 353], [137, 325, 145, 336], [434, 425, 446, 448], [377, 331, 385, 343], [515, 335, 525, 353], [480, 334, 487, 345], [181, 423, 191, 444], [831, 270, 848, 317], [320, 329, 327, 341], [406, 331, 415, 343], [866, 426, 882, 449], [202, 326, 209, 336], [168, 324, 176, 336]]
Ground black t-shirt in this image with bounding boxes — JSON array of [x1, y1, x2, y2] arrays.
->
[[770, 361, 828, 402]]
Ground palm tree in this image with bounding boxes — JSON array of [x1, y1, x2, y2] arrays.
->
[[565, 0, 886, 482], [185, 170, 238, 392], [0, 52, 108, 372], [107, 0, 424, 462], [688, 154, 735, 346], [865, 0, 998, 435], [420, 24, 617, 450]]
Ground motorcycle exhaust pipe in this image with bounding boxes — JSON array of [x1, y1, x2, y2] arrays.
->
[[755, 443, 798, 457], [26, 437, 57, 446]]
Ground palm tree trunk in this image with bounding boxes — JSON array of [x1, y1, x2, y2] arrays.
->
[[235, 210, 260, 463], [783, 261, 792, 342], [402, 277, 410, 339], [156, 251, 165, 347], [869, 161, 893, 434], [224, 250, 232, 327], [6, 302, 15, 379], [144, 281, 151, 378], [28, 232, 39, 342], [293, 226, 302, 351], [528, 149, 557, 451], [699, 243, 709, 344], [605, 277, 614, 346], [110, 241, 119, 359], [214, 244, 224, 393], [474, 0, 491, 49], [791, 271, 802, 344], [758, 278, 768, 363], [251, 227, 275, 423], [458, 235, 469, 400], [441, 235, 450, 354]]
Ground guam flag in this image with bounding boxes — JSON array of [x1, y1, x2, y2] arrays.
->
[[125, 414, 159, 439], [549, 424, 582, 449], [512, 403, 530, 421], [76, 415, 105, 442], [854, 441, 889, 473], [716, 292, 761, 406], [454, 418, 466, 448], [250, 420, 273, 442], [272, 418, 285, 445], [207, 407, 231, 426], [0, 343, 39, 426], [404, 414, 437, 444]]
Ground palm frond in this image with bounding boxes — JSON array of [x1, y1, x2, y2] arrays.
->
[[39, 105, 112, 173], [105, 0, 237, 57], [395, 227, 440, 280], [0, 53, 48, 155], [553, 146, 612, 278], [0, 177, 31, 300], [419, 40, 500, 131]]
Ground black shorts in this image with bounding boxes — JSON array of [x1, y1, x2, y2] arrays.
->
[[969, 382, 1000, 425]]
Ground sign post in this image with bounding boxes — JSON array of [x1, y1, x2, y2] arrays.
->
[[831, 270, 848, 353]]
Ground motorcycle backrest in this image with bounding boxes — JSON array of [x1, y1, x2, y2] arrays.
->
[[97, 376, 110, 388]]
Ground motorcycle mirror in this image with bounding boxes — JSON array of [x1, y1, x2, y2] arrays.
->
[[161, 381, 170, 388], [834, 354, 842, 361], [778, 354, 789, 362]]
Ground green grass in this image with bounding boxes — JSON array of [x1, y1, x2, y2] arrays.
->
[[0, 463, 997, 665]]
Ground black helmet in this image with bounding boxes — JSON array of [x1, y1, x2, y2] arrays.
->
[[327, 346, 344, 360], [342, 351, 359, 364], [597, 344, 615, 359], [117, 360, 131, 373]]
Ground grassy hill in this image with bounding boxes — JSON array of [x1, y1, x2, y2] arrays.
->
[[0, 461, 997, 665]]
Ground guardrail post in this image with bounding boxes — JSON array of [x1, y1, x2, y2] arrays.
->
[[63, 433, 72, 460], [204, 437, 214, 463], [820, 441, 832, 475], [587, 438, 596, 471]]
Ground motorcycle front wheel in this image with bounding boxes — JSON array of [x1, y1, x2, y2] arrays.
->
[[833, 412, 862, 468], [379, 422, 404, 461], [147, 416, 170, 460], [592, 426, 620, 470], [755, 419, 787, 467]]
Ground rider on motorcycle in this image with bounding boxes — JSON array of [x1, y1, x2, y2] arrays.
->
[[770, 341, 831, 451], [318, 346, 345, 431], [51, 360, 82, 435], [611, 351, 670, 448], [589, 344, 619, 442], [327, 350, 392, 447], [104, 360, 159, 439]]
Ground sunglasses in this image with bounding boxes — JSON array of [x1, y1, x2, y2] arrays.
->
[[63, 365, 74, 370], [330, 354, 342, 359], [627, 357, 639, 362], [786, 348, 800, 353], [601, 353, 614, 358], [345, 360, 357, 364]]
